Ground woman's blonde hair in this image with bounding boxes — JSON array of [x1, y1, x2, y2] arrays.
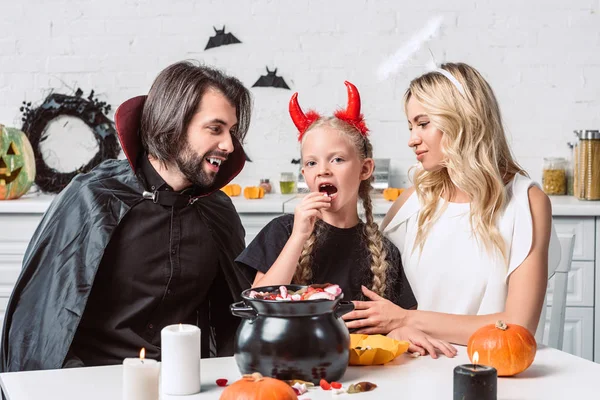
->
[[405, 62, 525, 261], [293, 117, 391, 298]]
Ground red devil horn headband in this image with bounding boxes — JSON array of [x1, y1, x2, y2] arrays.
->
[[289, 81, 369, 142], [288, 93, 320, 139]]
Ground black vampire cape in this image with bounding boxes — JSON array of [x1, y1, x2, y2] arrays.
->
[[1, 96, 254, 372]]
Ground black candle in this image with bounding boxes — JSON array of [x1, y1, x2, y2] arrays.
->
[[453, 361, 497, 400]]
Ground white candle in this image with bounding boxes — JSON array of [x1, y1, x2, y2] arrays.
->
[[161, 323, 201, 395], [122, 348, 160, 400]]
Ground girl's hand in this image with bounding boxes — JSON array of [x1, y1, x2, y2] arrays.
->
[[291, 192, 331, 240], [387, 327, 457, 359]]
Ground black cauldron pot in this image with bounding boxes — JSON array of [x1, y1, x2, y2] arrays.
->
[[230, 284, 355, 384]]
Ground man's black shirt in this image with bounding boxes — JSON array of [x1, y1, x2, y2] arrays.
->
[[71, 156, 222, 366]]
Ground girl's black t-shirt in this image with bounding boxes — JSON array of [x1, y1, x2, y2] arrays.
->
[[235, 214, 417, 309]]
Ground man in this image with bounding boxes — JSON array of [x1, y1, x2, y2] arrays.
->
[[1, 61, 254, 371]]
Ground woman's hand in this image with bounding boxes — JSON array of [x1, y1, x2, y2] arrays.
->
[[388, 326, 457, 359], [291, 192, 331, 240], [343, 286, 406, 334]]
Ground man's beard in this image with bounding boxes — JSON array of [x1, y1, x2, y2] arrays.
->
[[175, 141, 226, 188]]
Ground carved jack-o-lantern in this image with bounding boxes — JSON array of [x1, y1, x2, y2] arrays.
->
[[0, 124, 36, 200]]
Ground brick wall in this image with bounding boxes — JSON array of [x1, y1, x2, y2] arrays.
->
[[1, 0, 598, 188]]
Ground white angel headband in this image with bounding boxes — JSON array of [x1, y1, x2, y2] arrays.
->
[[430, 68, 465, 96], [425, 58, 466, 96]]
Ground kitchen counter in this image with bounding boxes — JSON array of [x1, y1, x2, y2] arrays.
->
[[0, 192, 56, 214], [230, 193, 296, 213], [547, 195, 600, 216], [0, 191, 298, 214], [2, 191, 600, 216]]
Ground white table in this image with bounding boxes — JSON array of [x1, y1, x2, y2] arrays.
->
[[1, 345, 599, 399]]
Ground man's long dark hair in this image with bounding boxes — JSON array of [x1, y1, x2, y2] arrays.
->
[[140, 60, 252, 163]]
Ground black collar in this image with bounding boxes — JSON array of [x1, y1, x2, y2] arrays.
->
[[139, 153, 170, 192], [138, 154, 198, 208]]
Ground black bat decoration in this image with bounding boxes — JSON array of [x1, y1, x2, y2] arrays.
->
[[252, 67, 291, 89], [205, 26, 242, 50]]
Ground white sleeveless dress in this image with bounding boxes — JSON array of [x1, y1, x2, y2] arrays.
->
[[382, 174, 560, 315]]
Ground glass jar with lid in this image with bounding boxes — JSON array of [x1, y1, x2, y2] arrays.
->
[[542, 157, 567, 195], [574, 129, 600, 200], [279, 172, 296, 194]]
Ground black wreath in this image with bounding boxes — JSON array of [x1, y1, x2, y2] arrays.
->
[[20, 89, 120, 194]]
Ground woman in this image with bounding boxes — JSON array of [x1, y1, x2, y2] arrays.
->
[[343, 63, 560, 351]]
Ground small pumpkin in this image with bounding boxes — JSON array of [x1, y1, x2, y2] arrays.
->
[[244, 186, 265, 199], [0, 124, 36, 200], [383, 187, 404, 201], [467, 320, 536, 376], [221, 183, 242, 197], [219, 372, 298, 400]]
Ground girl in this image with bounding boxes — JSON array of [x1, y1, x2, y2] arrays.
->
[[343, 63, 560, 347], [235, 82, 456, 358]]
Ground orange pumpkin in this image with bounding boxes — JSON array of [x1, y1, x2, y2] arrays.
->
[[467, 320, 536, 376], [243, 186, 265, 199], [221, 183, 242, 197], [383, 188, 404, 201], [219, 372, 298, 400]]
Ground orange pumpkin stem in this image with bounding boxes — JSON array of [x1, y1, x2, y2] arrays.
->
[[242, 372, 264, 382], [495, 320, 508, 330]]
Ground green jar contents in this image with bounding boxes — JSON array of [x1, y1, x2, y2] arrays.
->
[[279, 172, 296, 194]]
